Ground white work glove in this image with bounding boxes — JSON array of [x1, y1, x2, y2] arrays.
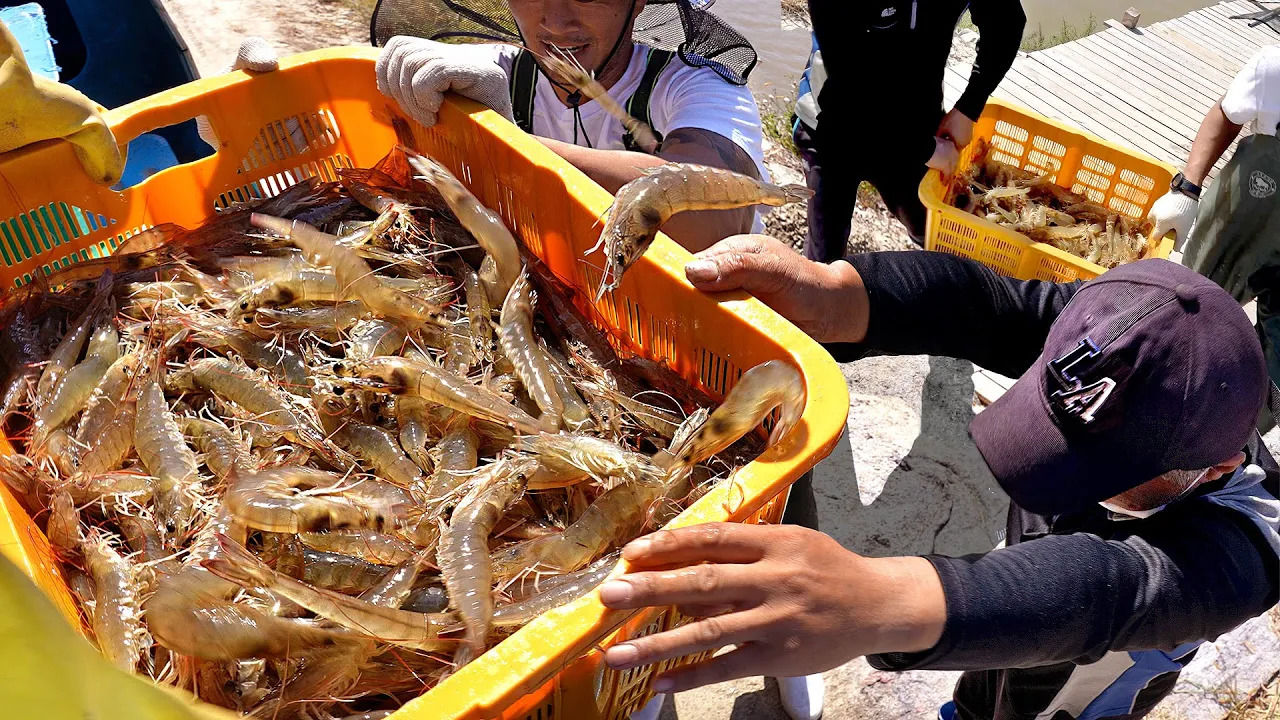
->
[[375, 36, 514, 128], [197, 37, 279, 148], [1148, 190, 1199, 248]]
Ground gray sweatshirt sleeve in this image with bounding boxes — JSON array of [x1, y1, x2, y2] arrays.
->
[[868, 500, 1279, 671]]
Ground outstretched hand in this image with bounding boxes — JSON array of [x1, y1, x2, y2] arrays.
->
[[598, 523, 946, 692], [683, 235, 868, 344]]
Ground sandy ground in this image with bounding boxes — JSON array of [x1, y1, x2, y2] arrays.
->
[[155, 3, 1280, 718], [159, 0, 368, 76]]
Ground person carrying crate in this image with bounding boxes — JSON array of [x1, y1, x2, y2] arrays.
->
[[794, 1, 1025, 260], [370, 0, 768, 254], [0, 20, 123, 184], [594, 235, 1279, 720], [1148, 45, 1280, 401]]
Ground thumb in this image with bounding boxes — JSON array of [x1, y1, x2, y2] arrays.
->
[[686, 250, 783, 294], [1149, 216, 1174, 240], [231, 37, 278, 73]]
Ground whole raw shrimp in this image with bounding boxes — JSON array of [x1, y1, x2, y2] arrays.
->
[[204, 534, 456, 652], [438, 455, 537, 665], [661, 359, 806, 469], [249, 214, 446, 327], [591, 164, 811, 299], [403, 149, 521, 305]]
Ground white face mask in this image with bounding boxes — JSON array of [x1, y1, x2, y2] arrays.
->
[[1099, 468, 1211, 519]]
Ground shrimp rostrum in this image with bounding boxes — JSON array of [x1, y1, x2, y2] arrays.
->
[[592, 163, 812, 299]]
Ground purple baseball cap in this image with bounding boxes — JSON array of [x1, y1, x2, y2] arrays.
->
[[969, 259, 1267, 515]]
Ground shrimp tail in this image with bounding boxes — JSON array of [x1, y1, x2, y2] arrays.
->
[[781, 183, 815, 203], [202, 533, 275, 588]]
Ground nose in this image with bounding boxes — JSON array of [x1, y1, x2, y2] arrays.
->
[[539, 0, 583, 37]]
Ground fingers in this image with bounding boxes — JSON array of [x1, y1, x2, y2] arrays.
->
[[598, 563, 765, 611], [604, 610, 762, 672], [621, 524, 770, 567], [685, 243, 791, 294], [691, 234, 772, 261], [649, 645, 774, 693]]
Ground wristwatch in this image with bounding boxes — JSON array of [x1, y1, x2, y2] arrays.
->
[[1170, 172, 1202, 200]]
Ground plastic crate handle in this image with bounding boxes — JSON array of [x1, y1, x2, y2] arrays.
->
[[103, 47, 383, 151]]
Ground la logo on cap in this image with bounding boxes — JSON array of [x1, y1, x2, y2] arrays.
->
[[1047, 338, 1116, 424]]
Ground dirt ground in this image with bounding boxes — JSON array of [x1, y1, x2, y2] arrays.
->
[[153, 3, 1280, 718], [160, 0, 368, 76]]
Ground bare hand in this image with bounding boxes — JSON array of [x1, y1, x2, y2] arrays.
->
[[598, 524, 946, 692], [936, 109, 976, 150], [683, 235, 867, 344]]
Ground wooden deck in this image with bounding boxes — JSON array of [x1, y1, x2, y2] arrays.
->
[[944, 0, 1279, 183]]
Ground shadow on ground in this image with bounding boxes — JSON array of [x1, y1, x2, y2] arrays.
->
[[821, 355, 1008, 558]]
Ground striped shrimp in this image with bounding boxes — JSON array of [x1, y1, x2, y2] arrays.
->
[[404, 150, 520, 305], [490, 472, 668, 580], [250, 214, 446, 327], [439, 455, 537, 665], [345, 355, 547, 434], [394, 395, 434, 473], [499, 272, 565, 430], [225, 465, 400, 534], [135, 373, 201, 535], [661, 359, 805, 469], [298, 529, 417, 565], [82, 531, 152, 672], [590, 164, 812, 299], [36, 273, 111, 403], [205, 534, 455, 652], [32, 318, 119, 448]]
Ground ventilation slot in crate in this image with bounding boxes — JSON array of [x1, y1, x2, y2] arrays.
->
[[1, 203, 117, 269], [517, 700, 556, 720], [237, 109, 341, 174], [12, 224, 151, 288], [214, 154, 354, 210], [604, 614, 669, 720]]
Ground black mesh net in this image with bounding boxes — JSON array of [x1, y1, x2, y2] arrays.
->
[[369, 0, 756, 85]]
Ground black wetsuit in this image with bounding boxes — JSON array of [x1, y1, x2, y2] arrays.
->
[[832, 251, 1280, 719], [798, 0, 1025, 255]]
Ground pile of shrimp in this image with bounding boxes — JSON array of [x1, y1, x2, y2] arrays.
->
[[0, 145, 806, 719], [949, 138, 1157, 269]]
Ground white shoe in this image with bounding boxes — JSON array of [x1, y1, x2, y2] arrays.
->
[[777, 674, 824, 720], [629, 693, 665, 720]]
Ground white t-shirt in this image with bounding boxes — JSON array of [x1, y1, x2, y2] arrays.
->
[[486, 43, 770, 230], [1222, 45, 1280, 137]]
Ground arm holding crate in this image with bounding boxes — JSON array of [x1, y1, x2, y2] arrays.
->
[[600, 237, 1279, 720]]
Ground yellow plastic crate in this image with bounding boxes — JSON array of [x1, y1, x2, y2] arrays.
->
[[0, 48, 849, 719], [919, 98, 1176, 282]]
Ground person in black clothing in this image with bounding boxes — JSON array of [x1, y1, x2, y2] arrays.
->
[[795, 0, 1025, 258], [593, 235, 1280, 720]]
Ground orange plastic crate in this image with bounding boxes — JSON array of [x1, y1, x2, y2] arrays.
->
[[0, 48, 848, 719], [919, 98, 1176, 282]]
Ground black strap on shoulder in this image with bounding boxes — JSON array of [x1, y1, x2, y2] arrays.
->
[[509, 49, 538, 135], [622, 48, 675, 153]]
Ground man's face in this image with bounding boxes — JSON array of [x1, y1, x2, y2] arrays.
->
[[1102, 450, 1246, 513], [508, 0, 642, 74]]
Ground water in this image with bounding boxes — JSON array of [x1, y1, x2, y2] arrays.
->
[[710, 0, 1217, 104]]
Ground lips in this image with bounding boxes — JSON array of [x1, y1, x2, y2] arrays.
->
[[543, 41, 589, 57]]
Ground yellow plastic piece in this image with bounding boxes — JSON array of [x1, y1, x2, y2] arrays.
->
[[0, 21, 125, 185], [0, 550, 235, 719], [919, 97, 1176, 282], [0, 48, 848, 720]]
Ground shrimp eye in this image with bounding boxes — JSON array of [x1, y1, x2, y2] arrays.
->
[[241, 315, 254, 324], [332, 386, 345, 396], [615, 253, 627, 266], [239, 301, 249, 310]]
